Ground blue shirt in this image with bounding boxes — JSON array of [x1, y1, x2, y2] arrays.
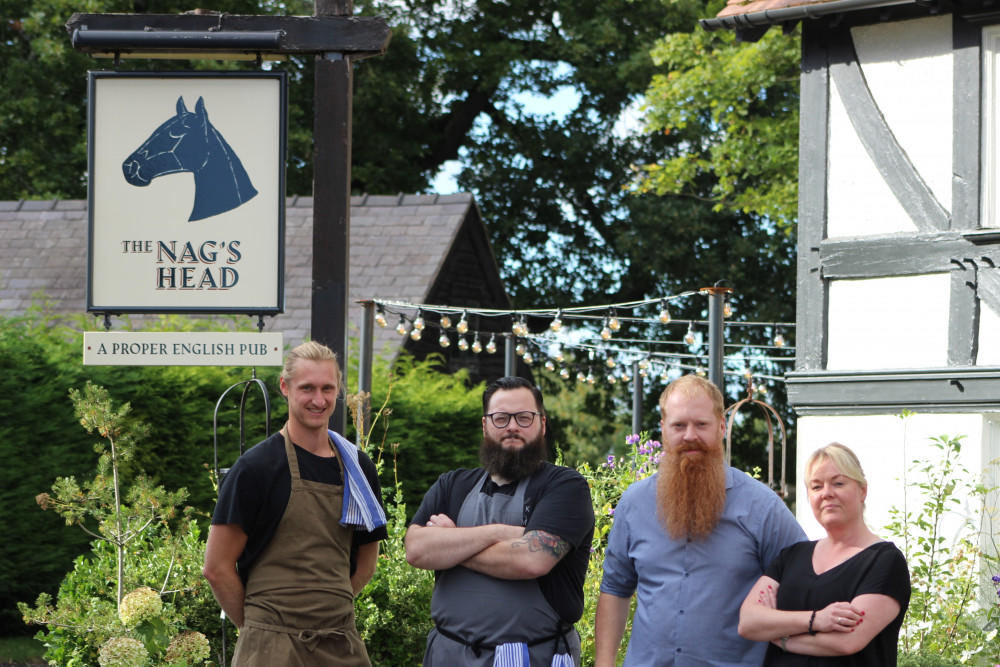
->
[[600, 467, 806, 666]]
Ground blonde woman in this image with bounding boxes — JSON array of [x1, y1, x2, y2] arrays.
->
[[738, 443, 910, 665]]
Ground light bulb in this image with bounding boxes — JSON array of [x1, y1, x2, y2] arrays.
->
[[439, 332, 450, 348], [472, 337, 483, 354], [414, 310, 426, 331], [440, 314, 452, 329], [560, 367, 570, 379], [743, 367, 753, 380], [658, 301, 671, 325], [550, 310, 563, 333], [723, 296, 733, 318], [375, 307, 387, 328], [608, 374, 617, 384], [576, 371, 586, 382], [696, 366, 706, 377], [600, 320, 612, 341], [606, 357, 616, 369], [396, 316, 407, 336], [458, 336, 469, 351], [639, 366, 648, 377], [608, 312, 621, 332], [523, 351, 534, 364], [774, 333, 785, 348], [516, 343, 526, 356], [684, 327, 696, 345], [544, 359, 555, 372], [660, 369, 670, 383], [410, 328, 422, 341], [457, 312, 469, 334], [586, 371, 595, 385], [486, 335, 497, 354], [638, 357, 649, 370]]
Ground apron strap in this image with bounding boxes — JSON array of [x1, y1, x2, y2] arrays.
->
[[434, 623, 574, 658], [244, 618, 357, 654]]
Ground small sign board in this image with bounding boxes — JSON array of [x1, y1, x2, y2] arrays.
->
[[84, 332, 284, 366], [87, 71, 286, 315]]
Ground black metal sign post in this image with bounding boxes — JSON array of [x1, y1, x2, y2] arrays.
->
[[66, 5, 391, 436]]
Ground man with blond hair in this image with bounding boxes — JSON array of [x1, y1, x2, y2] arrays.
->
[[204, 341, 387, 665], [594, 374, 805, 666]]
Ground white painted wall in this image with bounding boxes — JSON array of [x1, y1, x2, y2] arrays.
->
[[827, 274, 950, 370], [979, 302, 1000, 365], [827, 16, 953, 238], [796, 414, 997, 555]]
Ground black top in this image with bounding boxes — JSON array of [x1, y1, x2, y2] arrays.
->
[[212, 431, 388, 583], [410, 462, 595, 623], [763, 540, 911, 666]]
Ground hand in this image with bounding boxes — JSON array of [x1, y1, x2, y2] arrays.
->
[[424, 514, 455, 528], [816, 602, 865, 633], [755, 583, 778, 609]]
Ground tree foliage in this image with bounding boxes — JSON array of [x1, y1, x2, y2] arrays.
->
[[635, 26, 802, 228]]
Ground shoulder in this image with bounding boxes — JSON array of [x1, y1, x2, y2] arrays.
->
[[727, 467, 781, 499], [529, 463, 590, 493], [227, 432, 286, 475], [617, 473, 657, 508]]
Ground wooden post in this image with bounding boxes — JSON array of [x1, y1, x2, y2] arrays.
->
[[313, 0, 353, 434]]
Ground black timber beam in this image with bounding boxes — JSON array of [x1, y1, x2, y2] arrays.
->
[[786, 368, 1000, 414], [66, 13, 391, 58]]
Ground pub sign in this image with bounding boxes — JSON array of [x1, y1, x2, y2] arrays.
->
[[87, 71, 286, 314]]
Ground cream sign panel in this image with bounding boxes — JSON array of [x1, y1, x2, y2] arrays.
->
[[88, 71, 286, 313]]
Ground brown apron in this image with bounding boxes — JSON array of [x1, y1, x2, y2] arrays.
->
[[231, 426, 371, 667]]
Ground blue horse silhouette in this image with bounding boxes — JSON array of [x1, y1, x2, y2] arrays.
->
[[123, 96, 258, 222]]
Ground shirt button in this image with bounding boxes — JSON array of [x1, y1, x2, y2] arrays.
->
[[683, 572, 689, 577], [676, 648, 682, 653]]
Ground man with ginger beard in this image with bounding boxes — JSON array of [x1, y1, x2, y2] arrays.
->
[[595, 374, 805, 666], [406, 376, 594, 666]]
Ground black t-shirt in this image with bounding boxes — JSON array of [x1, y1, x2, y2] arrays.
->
[[212, 431, 388, 583], [409, 462, 595, 623], [763, 540, 911, 666]]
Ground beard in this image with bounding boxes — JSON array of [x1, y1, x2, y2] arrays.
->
[[479, 432, 548, 482], [656, 441, 727, 541]]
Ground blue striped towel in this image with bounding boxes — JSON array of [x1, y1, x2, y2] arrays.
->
[[493, 643, 573, 666], [329, 430, 387, 531]]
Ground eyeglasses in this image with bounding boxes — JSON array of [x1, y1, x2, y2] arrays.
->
[[485, 411, 542, 428]]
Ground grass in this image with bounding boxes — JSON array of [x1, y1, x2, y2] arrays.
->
[[0, 636, 45, 663]]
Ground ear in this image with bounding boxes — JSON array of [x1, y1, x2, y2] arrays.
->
[[176, 96, 188, 115], [195, 97, 208, 122], [279, 375, 289, 398]]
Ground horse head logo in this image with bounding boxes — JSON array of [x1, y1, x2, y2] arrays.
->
[[122, 96, 258, 222]]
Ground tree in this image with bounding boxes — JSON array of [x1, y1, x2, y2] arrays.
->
[[636, 24, 802, 228]]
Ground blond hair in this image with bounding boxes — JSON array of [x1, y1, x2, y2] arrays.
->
[[805, 442, 867, 491], [280, 341, 343, 395], [659, 374, 724, 420]]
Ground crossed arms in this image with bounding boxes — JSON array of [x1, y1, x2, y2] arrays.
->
[[737, 575, 901, 656], [405, 513, 571, 579]]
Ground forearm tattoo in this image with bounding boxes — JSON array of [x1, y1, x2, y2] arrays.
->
[[512, 529, 571, 559]]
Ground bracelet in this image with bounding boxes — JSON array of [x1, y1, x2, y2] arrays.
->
[[780, 636, 789, 651], [807, 609, 818, 636]]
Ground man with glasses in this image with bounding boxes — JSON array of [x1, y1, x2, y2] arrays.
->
[[406, 376, 595, 666]]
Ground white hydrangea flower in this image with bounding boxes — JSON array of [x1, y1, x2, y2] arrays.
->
[[118, 586, 163, 628], [165, 631, 211, 665], [98, 636, 149, 667]]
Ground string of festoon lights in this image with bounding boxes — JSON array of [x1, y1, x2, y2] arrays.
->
[[369, 290, 795, 395]]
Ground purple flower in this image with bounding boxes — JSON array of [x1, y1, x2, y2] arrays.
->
[[604, 454, 615, 469], [626, 434, 641, 446], [648, 440, 662, 449], [993, 574, 1000, 583]]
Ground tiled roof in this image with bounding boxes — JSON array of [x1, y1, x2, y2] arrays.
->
[[0, 193, 509, 358]]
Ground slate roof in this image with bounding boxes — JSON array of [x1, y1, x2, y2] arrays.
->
[[0, 194, 512, 373]]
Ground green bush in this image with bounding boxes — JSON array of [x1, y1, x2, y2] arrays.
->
[[0, 309, 273, 635]]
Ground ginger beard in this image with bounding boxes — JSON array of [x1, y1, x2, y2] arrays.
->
[[656, 440, 727, 541], [480, 432, 548, 482]]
